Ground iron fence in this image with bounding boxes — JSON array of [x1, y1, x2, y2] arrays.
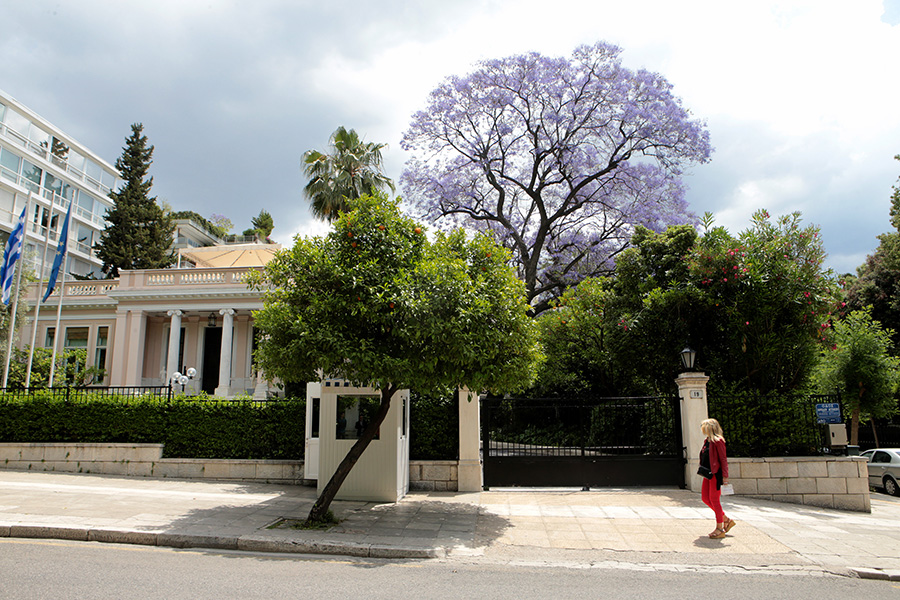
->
[[707, 393, 838, 457], [483, 396, 682, 458], [856, 417, 900, 450], [0, 386, 173, 402]]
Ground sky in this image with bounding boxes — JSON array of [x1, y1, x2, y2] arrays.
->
[[2, 0, 899, 274]]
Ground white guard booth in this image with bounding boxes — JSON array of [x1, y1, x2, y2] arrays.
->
[[308, 379, 410, 503]]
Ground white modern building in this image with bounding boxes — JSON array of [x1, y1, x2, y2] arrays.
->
[[0, 88, 119, 280]]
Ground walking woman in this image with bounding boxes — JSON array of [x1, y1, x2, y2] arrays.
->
[[698, 418, 735, 539]]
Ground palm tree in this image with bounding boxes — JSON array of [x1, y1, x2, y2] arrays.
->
[[302, 126, 395, 222]]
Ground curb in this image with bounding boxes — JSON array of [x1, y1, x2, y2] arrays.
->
[[1, 525, 445, 560], [850, 568, 900, 581]]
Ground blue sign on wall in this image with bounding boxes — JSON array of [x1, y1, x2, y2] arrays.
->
[[815, 403, 841, 424]]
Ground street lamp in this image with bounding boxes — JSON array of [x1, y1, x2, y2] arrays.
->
[[171, 367, 197, 394], [208, 312, 217, 327], [680, 346, 696, 371]]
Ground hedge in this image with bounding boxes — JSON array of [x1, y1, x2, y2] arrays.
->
[[0, 392, 306, 460], [0, 389, 462, 461]]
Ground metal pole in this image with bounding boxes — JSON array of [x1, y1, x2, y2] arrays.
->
[[2, 192, 33, 388], [25, 199, 57, 387], [47, 241, 68, 387]]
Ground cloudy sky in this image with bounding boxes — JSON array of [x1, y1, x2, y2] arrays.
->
[[2, 0, 898, 274]]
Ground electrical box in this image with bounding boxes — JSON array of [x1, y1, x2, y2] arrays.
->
[[826, 423, 848, 447]]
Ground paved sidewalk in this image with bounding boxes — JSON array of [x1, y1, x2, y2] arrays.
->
[[1, 470, 898, 580]]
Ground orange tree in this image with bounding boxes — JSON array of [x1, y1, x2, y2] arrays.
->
[[248, 194, 541, 523]]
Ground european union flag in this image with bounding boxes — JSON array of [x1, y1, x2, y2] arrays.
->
[[42, 200, 73, 303]]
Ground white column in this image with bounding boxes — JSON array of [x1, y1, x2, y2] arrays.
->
[[676, 371, 710, 492], [166, 310, 183, 383], [215, 308, 235, 398], [457, 386, 483, 492]]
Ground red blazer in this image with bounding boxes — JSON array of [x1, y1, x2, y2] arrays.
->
[[708, 438, 728, 479]]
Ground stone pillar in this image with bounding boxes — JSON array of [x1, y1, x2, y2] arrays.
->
[[166, 310, 183, 384], [458, 387, 483, 492], [215, 308, 235, 398], [676, 371, 710, 492]]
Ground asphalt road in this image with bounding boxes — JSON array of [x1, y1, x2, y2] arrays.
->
[[1, 538, 898, 600]]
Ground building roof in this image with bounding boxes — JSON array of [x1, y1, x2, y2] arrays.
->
[[178, 243, 280, 268]]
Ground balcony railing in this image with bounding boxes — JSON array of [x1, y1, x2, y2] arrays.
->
[[0, 122, 115, 197], [30, 267, 261, 303]]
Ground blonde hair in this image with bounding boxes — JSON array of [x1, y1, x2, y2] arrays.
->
[[700, 418, 724, 442]]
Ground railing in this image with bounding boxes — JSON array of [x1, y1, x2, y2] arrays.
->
[[0, 385, 173, 402], [708, 393, 838, 457], [0, 121, 115, 197]]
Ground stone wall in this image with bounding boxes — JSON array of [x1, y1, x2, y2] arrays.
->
[[409, 460, 458, 491], [0, 443, 461, 491], [729, 456, 870, 512], [0, 443, 304, 484]]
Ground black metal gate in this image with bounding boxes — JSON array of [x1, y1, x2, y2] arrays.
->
[[481, 396, 685, 488]]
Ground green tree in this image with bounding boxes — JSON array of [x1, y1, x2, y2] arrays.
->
[[249, 194, 541, 523], [242, 210, 274, 241], [302, 127, 395, 222], [6, 347, 103, 388], [815, 309, 900, 445], [536, 211, 842, 395], [847, 155, 900, 351], [95, 123, 174, 277]]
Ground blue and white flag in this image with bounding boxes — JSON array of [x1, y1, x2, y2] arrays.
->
[[0, 205, 28, 305], [42, 200, 72, 303]]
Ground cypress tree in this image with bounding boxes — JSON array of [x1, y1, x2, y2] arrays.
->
[[95, 123, 174, 278]]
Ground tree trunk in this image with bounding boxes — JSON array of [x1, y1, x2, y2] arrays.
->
[[306, 383, 396, 524], [872, 419, 880, 449], [850, 382, 867, 447]]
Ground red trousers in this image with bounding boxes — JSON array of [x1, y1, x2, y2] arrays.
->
[[701, 477, 725, 522]]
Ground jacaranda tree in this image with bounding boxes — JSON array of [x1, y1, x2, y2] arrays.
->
[[401, 42, 712, 314], [249, 194, 541, 524]]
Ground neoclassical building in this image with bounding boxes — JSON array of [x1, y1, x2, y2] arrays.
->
[[22, 255, 276, 397]]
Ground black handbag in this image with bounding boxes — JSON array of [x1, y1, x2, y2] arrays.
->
[[698, 440, 713, 478]]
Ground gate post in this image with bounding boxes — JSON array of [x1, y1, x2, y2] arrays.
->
[[458, 387, 483, 492], [675, 372, 709, 492]]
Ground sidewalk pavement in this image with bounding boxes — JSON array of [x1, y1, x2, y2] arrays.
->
[[1, 470, 899, 580]]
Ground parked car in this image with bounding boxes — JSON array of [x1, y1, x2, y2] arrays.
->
[[860, 448, 900, 496]]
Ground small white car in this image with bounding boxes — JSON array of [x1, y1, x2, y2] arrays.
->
[[860, 448, 900, 496]]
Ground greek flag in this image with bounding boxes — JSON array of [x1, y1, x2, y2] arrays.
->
[[0, 205, 28, 305], [42, 200, 72, 303]]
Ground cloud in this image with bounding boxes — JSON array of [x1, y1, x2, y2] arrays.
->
[[0, 0, 897, 276]]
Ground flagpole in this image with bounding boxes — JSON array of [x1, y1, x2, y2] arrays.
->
[[25, 200, 57, 388], [2, 192, 33, 388], [47, 265, 66, 388], [47, 202, 72, 388]]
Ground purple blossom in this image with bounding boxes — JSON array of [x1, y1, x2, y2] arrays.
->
[[401, 42, 712, 314]]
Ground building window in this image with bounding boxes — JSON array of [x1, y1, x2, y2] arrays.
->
[[44, 327, 55, 348], [336, 395, 380, 441], [0, 148, 21, 182], [94, 326, 108, 384], [64, 327, 89, 349], [21, 159, 42, 193]]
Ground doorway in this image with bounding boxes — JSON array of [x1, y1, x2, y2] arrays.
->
[[202, 327, 222, 395]]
